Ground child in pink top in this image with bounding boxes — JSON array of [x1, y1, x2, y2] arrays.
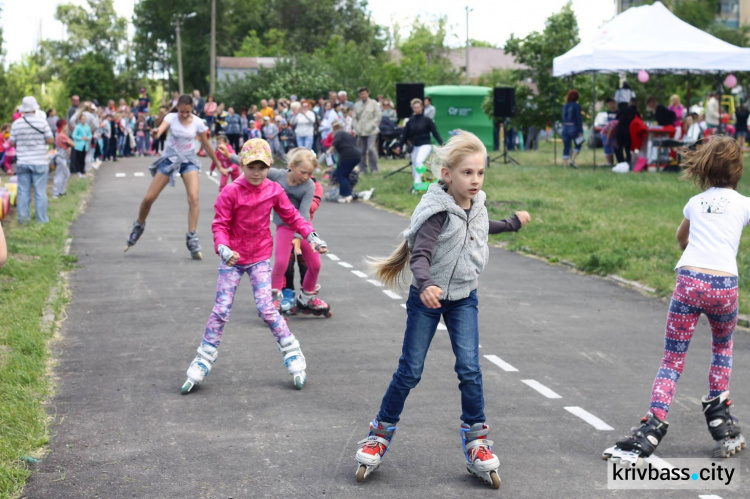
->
[[181, 138, 328, 395], [214, 135, 240, 191]]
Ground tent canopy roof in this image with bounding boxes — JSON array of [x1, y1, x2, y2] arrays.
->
[[553, 1, 750, 77]]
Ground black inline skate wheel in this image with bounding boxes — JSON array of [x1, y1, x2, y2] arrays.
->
[[356, 465, 367, 483]]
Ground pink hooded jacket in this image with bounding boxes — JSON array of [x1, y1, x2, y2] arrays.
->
[[213, 175, 314, 265]]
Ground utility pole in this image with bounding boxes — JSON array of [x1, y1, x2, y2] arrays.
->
[[173, 12, 197, 95], [210, 0, 216, 96], [465, 6, 473, 84]]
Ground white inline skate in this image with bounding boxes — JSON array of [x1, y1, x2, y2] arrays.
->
[[355, 419, 397, 483], [702, 391, 746, 458], [602, 412, 668, 468], [279, 335, 306, 389], [461, 423, 501, 489], [181, 341, 218, 394]]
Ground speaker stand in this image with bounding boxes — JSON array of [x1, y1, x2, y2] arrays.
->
[[492, 123, 520, 166]]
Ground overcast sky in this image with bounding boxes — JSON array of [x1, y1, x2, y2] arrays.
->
[[1, 0, 618, 65]]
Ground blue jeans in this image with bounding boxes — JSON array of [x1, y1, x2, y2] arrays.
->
[[377, 287, 485, 425], [16, 163, 49, 223], [296, 135, 314, 150], [336, 157, 360, 197], [561, 125, 581, 160]]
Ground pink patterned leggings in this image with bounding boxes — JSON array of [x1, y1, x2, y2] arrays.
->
[[203, 260, 291, 347], [649, 269, 737, 420]]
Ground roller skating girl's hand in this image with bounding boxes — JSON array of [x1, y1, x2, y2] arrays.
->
[[306, 232, 327, 254], [218, 244, 240, 267], [216, 144, 231, 158], [515, 211, 531, 226], [292, 237, 302, 256], [420, 285, 443, 309]]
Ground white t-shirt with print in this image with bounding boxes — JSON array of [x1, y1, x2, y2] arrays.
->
[[675, 187, 750, 276], [163, 112, 207, 158]]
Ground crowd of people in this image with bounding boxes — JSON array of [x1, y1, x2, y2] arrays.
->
[[1, 84, 437, 226], [564, 81, 750, 172]]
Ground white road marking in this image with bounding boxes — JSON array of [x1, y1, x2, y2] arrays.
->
[[326, 254, 340, 261], [437, 323, 447, 330], [351, 270, 368, 278], [204, 171, 219, 185], [698, 496, 724, 499], [521, 379, 562, 399], [382, 290, 402, 300], [484, 355, 519, 372], [564, 407, 613, 431], [115, 173, 126, 177], [134, 172, 145, 177], [338, 262, 353, 268], [367, 279, 383, 287], [400, 303, 407, 309]]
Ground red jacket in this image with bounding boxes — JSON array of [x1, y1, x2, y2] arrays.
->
[[213, 176, 314, 265], [629, 115, 648, 151]]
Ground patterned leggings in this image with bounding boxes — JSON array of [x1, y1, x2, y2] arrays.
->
[[203, 260, 291, 347], [649, 269, 738, 420]]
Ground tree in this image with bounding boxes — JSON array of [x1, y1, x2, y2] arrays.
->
[[43, 0, 127, 68], [503, 2, 580, 128], [65, 52, 116, 105], [235, 29, 287, 57]]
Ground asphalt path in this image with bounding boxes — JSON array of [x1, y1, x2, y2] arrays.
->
[[22, 156, 750, 498]]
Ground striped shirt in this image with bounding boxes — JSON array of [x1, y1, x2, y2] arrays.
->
[[10, 114, 53, 165]]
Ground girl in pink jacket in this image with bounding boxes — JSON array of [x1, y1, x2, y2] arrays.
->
[[181, 138, 328, 394]]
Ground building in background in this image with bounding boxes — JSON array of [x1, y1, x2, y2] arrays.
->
[[216, 57, 278, 82]]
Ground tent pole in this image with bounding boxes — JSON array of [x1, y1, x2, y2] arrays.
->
[[592, 72, 597, 170], [553, 78, 557, 166], [687, 70, 691, 113]]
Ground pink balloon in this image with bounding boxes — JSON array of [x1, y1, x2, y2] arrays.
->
[[724, 74, 737, 88], [638, 70, 649, 83]]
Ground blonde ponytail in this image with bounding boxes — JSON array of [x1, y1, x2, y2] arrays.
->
[[369, 240, 411, 289]]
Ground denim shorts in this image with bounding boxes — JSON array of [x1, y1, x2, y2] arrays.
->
[[154, 158, 200, 176], [735, 130, 747, 139]]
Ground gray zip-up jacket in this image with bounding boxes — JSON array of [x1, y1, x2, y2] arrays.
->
[[404, 183, 489, 301]]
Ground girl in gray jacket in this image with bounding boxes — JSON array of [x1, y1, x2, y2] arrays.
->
[[354, 131, 530, 488]]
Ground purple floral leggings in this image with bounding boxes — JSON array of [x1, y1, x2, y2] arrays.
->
[[203, 260, 291, 347]]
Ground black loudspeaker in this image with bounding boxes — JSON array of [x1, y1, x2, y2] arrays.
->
[[396, 83, 425, 120], [493, 87, 516, 118]]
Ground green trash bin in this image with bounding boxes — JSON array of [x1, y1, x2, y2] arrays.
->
[[424, 85, 494, 149]]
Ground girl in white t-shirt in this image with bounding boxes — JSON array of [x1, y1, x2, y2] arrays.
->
[[125, 94, 221, 260], [605, 136, 747, 467]]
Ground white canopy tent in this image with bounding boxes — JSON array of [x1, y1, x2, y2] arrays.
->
[[551, 1, 750, 167], [553, 1, 750, 77]]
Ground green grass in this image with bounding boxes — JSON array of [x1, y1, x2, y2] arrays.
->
[[0, 176, 90, 498], [355, 142, 750, 314]]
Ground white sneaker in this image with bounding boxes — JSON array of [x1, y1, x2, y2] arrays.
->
[[612, 162, 630, 174], [92, 160, 102, 170], [337, 195, 353, 203], [359, 188, 374, 201]]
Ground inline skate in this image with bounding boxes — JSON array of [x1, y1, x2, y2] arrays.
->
[[279, 335, 306, 389], [124, 220, 146, 252], [355, 419, 397, 483], [295, 288, 332, 318], [186, 230, 202, 260], [461, 423, 501, 489], [702, 391, 746, 458], [181, 341, 218, 394], [602, 412, 668, 468]]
